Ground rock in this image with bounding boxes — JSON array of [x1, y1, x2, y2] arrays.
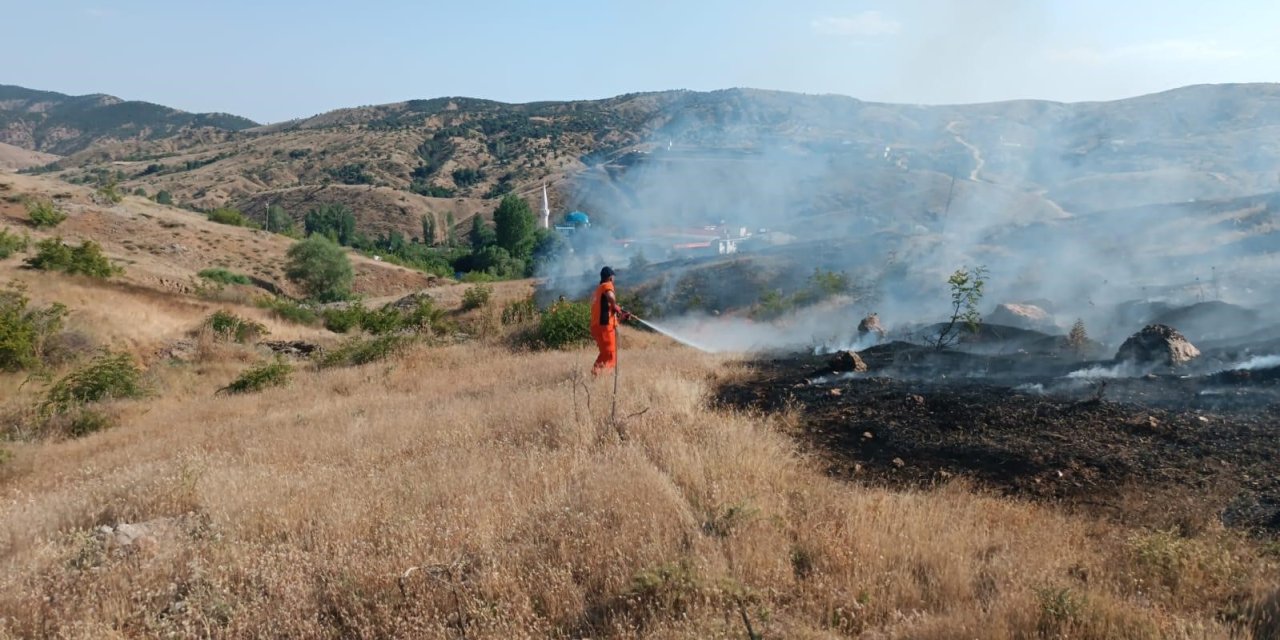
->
[[857, 313, 887, 338], [988, 303, 1057, 332], [390, 291, 435, 311], [260, 340, 322, 358], [829, 388, 842, 396], [95, 518, 178, 553], [907, 394, 925, 406], [1115, 324, 1200, 367], [828, 350, 868, 373], [892, 457, 906, 468], [159, 338, 199, 362]]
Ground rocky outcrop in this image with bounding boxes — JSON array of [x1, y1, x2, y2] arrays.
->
[[988, 303, 1057, 332], [1115, 324, 1200, 367], [829, 350, 868, 373]]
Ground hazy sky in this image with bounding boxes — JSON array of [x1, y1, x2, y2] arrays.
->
[[6, 0, 1279, 123]]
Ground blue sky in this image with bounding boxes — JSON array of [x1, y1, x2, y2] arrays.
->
[[6, 0, 1279, 123]]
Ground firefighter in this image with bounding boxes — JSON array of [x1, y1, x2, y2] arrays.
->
[[591, 266, 630, 376]]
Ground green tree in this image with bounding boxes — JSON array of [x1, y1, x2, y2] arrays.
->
[[304, 203, 357, 246], [933, 265, 988, 349], [445, 213, 456, 247], [155, 190, 174, 206], [26, 200, 67, 228], [469, 214, 495, 252], [493, 195, 535, 260], [421, 214, 436, 245], [285, 236, 353, 302], [265, 205, 293, 234]]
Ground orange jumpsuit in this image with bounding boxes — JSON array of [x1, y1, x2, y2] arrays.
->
[[590, 281, 619, 375]]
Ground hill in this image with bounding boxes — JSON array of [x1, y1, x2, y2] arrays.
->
[[0, 84, 258, 155], [0, 169, 1277, 638], [22, 83, 1280, 245], [0, 142, 57, 170]]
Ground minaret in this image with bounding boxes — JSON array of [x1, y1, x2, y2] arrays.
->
[[541, 183, 551, 229]]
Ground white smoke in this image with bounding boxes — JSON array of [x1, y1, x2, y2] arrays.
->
[[1224, 354, 1280, 371]]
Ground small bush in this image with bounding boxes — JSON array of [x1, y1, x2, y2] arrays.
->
[[97, 181, 123, 204], [198, 268, 252, 285], [0, 228, 29, 259], [460, 271, 499, 283], [256, 297, 320, 326], [358, 305, 405, 335], [206, 310, 268, 343], [322, 303, 367, 334], [317, 335, 412, 369], [0, 446, 10, 466], [155, 190, 174, 206], [42, 351, 146, 416], [26, 200, 67, 228], [207, 208, 258, 228], [220, 359, 292, 394], [461, 284, 492, 311], [501, 297, 539, 325], [64, 409, 114, 438], [538, 301, 591, 349], [0, 283, 68, 371], [25, 238, 122, 278]]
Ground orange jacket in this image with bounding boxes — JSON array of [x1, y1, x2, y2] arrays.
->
[[591, 282, 618, 330]]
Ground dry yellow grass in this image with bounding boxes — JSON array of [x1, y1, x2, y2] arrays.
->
[[1, 318, 1276, 637], [0, 172, 435, 299]]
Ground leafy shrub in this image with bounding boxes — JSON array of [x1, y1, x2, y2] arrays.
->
[[220, 359, 292, 394], [205, 310, 268, 343], [317, 335, 411, 369], [154, 190, 174, 205], [0, 446, 10, 467], [64, 409, 114, 438], [97, 181, 123, 204], [358, 305, 405, 335], [207, 208, 258, 228], [0, 228, 29, 259], [538, 301, 591, 349], [25, 238, 122, 278], [255, 297, 320, 326], [42, 351, 146, 416], [0, 284, 68, 371], [322, 303, 367, 333], [198, 268, 252, 286], [26, 199, 67, 228], [461, 284, 492, 311], [285, 236, 353, 302], [501, 297, 539, 325], [460, 271, 499, 283]]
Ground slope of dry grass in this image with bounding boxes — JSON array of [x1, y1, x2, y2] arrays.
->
[[0, 172, 435, 299], [1, 322, 1276, 637]]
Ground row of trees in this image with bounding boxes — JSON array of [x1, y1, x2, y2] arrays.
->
[[268, 194, 564, 284]]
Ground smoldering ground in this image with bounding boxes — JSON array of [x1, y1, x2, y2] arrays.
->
[[536, 84, 1280, 354]]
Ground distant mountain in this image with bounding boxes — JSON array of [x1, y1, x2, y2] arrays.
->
[[0, 84, 258, 154], [28, 83, 1280, 251]]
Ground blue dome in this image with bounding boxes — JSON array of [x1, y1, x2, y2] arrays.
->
[[565, 211, 590, 225]]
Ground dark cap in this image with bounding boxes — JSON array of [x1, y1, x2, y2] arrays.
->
[[600, 266, 615, 282]]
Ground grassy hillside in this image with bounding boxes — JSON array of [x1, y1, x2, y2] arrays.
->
[[23, 83, 1280, 252], [0, 170, 1278, 638], [0, 85, 257, 155]]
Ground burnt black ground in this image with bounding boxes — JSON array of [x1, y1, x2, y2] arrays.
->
[[715, 346, 1280, 535]]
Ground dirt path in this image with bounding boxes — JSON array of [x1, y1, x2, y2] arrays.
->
[[946, 121, 985, 182]]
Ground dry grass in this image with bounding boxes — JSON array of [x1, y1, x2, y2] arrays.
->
[[1, 322, 1276, 638]]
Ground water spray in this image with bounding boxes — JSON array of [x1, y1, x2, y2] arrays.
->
[[629, 316, 716, 353]]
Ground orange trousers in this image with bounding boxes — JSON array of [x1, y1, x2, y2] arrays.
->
[[591, 325, 616, 375]]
